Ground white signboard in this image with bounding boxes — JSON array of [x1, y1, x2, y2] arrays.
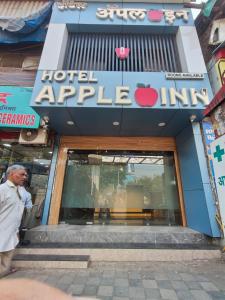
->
[[210, 135, 225, 232], [165, 73, 204, 80]]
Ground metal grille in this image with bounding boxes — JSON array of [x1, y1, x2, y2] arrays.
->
[[64, 32, 181, 72]]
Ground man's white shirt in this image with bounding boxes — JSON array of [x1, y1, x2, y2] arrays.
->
[[19, 186, 32, 209], [0, 180, 24, 252]]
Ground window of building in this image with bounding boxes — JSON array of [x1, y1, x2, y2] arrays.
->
[[0, 44, 42, 69], [60, 150, 181, 226], [64, 32, 181, 72]]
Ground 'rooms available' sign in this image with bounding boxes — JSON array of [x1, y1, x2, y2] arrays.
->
[[34, 70, 210, 108]]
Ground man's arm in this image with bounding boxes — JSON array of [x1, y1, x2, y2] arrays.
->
[[0, 185, 5, 211], [25, 191, 33, 209]]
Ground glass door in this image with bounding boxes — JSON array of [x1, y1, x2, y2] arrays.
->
[[59, 150, 182, 226]]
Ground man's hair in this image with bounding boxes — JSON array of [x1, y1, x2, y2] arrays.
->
[[6, 165, 26, 177]]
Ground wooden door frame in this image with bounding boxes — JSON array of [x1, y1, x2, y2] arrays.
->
[[48, 136, 187, 226]]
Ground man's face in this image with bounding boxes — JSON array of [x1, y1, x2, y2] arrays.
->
[[8, 169, 28, 186]]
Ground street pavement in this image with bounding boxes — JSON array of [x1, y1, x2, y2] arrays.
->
[[4, 259, 225, 300]]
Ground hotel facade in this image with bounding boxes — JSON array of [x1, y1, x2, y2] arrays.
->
[[30, 0, 220, 238]]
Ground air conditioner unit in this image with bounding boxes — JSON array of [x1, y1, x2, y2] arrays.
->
[[19, 128, 48, 145]]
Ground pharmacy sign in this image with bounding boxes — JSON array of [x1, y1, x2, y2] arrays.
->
[[211, 135, 225, 232]]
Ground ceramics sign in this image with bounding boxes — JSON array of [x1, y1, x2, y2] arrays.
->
[[0, 86, 40, 128]]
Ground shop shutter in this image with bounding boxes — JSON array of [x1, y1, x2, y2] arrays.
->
[[64, 32, 181, 72]]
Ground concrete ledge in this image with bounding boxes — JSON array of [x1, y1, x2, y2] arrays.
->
[[14, 254, 90, 261], [16, 248, 221, 262], [12, 260, 89, 269]]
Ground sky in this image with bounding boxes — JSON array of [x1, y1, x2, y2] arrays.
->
[[192, 0, 207, 19]]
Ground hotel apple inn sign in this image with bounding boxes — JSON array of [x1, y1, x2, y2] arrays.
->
[[96, 6, 189, 24], [34, 71, 210, 108], [55, 2, 189, 25]]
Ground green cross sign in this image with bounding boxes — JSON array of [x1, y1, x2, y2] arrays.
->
[[213, 145, 225, 162]]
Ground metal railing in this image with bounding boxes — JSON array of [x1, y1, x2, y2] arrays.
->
[[64, 32, 181, 72]]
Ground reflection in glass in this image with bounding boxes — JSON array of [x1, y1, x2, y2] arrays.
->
[[60, 151, 182, 226], [0, 142, 53, 228]]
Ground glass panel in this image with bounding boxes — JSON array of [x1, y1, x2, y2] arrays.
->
[[60, 151, 181, 226], [0, 142, 53, 228]]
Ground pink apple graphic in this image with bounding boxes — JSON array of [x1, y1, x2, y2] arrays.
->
[[134, 84, 158, 107], [115, 47, 130, 59], [147, 10, 163, 22]]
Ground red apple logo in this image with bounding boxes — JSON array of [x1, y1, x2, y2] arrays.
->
[[147, 10, 163, 22], [135, 84, 158, 107]]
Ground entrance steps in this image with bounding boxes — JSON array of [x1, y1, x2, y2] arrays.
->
[[13, 225, 221, 268], [13, 254, 90, 269]]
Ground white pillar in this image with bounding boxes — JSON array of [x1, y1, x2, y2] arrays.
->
[[39, 23, 68, 70], [176, 26, 207, 73]]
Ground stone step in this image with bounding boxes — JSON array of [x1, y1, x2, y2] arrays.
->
[[16, 247, 221, 262], [12, 254, 90, 269], [25, 225, 212, 246], [18, 242, 219, 249]]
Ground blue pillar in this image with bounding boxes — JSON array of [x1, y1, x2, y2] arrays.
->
[[41, 136, 60, 225], [176, 122, 220, 237]]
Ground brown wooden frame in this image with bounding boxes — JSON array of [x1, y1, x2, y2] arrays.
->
[[48, 136, 186, 226]]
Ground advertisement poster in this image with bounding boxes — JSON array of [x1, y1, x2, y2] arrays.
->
[[202, 121, 216, 177], [210, 135, 225, 233]]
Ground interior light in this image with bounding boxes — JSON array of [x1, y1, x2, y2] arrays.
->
[[114, 157, 129, 163], [113, 121, 120, 126], [102, 156, 114, 163], [48, 151, 53, 154], [189, 115, 197, 123], [67, 121, 74, 125], [158, 122, 166, 127], [3, 143, 11, 147]]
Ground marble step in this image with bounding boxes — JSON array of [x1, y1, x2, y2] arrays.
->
[[25, 225, 212, 245], [16, 247, 221, 262], [19, 242, 218, 249], [12, 254, 90, 269]]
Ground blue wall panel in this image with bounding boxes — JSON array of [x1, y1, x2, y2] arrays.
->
[[176, 123, 220, 237]]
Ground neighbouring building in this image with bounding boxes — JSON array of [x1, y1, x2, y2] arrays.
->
[[0, 0, 53, 227], [196, 0, 225, 235], [29, 0, 221, 237]]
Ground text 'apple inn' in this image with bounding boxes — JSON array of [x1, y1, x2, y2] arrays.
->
[[35, 71, 210, 107]]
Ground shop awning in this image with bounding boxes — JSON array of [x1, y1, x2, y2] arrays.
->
[[203, 85, 225, 116], [0, 1, 52, 35]]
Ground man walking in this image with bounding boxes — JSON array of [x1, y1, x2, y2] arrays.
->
[[0, 165, 27, 278]]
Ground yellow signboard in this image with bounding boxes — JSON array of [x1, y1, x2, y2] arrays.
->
[[216, 58, 225, 87]]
